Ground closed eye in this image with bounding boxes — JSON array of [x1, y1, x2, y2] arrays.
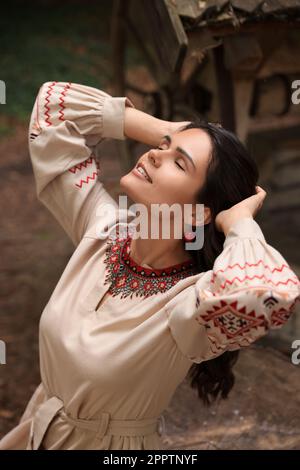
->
[[175, 161, 185, 170], [156, 146, 185, 171]]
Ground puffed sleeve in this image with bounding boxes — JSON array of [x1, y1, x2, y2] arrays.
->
[[165, 217, 300, 363], [28, 81, 135, 245]]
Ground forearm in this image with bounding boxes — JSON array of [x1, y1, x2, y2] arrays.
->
[[218, 210, 253, 237], [124, 106, 169, 147]]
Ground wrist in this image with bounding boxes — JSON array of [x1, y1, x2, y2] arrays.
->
[[220, 211, 253, 237], [124, 107, 169, 147]]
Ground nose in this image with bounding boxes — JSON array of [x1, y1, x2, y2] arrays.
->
[[148, 148, 160, 167]]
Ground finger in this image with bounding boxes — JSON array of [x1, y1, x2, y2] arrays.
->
[[256, 189, 267, 211], [255, 185, 266, 193], [255, 186, 267, 198]]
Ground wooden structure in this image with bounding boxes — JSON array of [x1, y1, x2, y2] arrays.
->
[[111, 0, 300, 146]]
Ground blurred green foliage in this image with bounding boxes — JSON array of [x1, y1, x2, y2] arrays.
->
[[0, 1, 143, 132]]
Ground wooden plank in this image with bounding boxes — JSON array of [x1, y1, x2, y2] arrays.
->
[[177, 0, 300, 22], [256, 30, 300, 77], [180, 29, 221, 86], [231, 0, 264, 13], [189, 1, 300, 29], [248, 113, 300, 132], [111, 0, 130, 96], [199, 19, 300, 38], [233, 77, 254, 142], [174, 0, 205, 19], [175, 0, 229, 20], [128, 0, 188, 85], [213, 44, 236, 132], [262, 0, 300, 14], [223, 33, 263, 71]]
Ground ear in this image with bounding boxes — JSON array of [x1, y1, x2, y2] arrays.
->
[[203, 206, 212, 225], [191, 205, 211, 226]]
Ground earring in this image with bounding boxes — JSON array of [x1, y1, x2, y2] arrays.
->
[[183, 231, 196, 242]]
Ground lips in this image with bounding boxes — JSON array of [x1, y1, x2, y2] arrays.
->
[[135, 162, 152, 183]]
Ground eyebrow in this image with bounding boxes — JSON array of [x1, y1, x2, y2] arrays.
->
[[162, 135, 196, 171]]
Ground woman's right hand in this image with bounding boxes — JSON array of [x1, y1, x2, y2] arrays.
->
[[124, 106, 191, 147], [167, 120, 192, 136]]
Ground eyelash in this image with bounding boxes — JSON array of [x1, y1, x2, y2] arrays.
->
[[156, 146, 185, 171]]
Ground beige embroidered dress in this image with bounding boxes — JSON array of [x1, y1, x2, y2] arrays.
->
[[0, 81, 299, 451]]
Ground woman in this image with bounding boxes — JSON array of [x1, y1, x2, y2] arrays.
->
[[0, 81, 299, 450]]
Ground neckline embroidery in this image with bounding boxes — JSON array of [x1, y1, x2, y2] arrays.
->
[[103, 230, 198, 299]]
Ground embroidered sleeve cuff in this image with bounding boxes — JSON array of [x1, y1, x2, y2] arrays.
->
[[102, 96, 135, 141]]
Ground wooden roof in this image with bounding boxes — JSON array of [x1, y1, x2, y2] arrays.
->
[[175, 0, 300, 30]]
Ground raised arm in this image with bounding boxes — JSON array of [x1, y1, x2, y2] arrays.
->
[[29, 81, 188, 246], [29, 81, 136, 246], [165, 217, 300, 363]]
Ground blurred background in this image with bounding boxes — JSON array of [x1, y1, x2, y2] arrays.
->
[[0, 0, 300, 449]]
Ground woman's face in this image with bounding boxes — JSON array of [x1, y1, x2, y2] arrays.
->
[[120, 128, 212, 214]]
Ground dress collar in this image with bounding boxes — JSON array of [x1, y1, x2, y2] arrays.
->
[[121, 235, 196, 277], [103, 231, 198, 299]]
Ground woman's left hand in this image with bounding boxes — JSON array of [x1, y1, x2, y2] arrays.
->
[[215, 186, 267, 236]]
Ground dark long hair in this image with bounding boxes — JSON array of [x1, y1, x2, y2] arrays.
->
[[179, 120, 259, 406]]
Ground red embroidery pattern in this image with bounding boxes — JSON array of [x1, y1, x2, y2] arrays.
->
[[75, 170, 99, 189], [68, 156, 100, 189], [216, 273, 299, 291], [103, 228, 198, 299], [44, 81, 57, 126], [68, 156, 97, 174], [212, 260, 293, 280], [58, 82, 71, 121], [270, 295, 300, 328], [196, 299, 268, 341], [270, 307, 293, 328], [211, 260, 299, 292]]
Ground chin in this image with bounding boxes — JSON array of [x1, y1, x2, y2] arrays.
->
[[119, 173, 151, 206], [119, 173, 138, 201], [119, 173, 131, 195]]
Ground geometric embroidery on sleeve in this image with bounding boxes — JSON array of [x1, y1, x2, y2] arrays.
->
[[262, 292, 279, 309], [195, 299, 268, 341], [270, 294, 300, 328], [270, 307, 293, 328]]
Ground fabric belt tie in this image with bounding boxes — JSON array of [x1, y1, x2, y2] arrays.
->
[[28, 396, 166, 450]]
